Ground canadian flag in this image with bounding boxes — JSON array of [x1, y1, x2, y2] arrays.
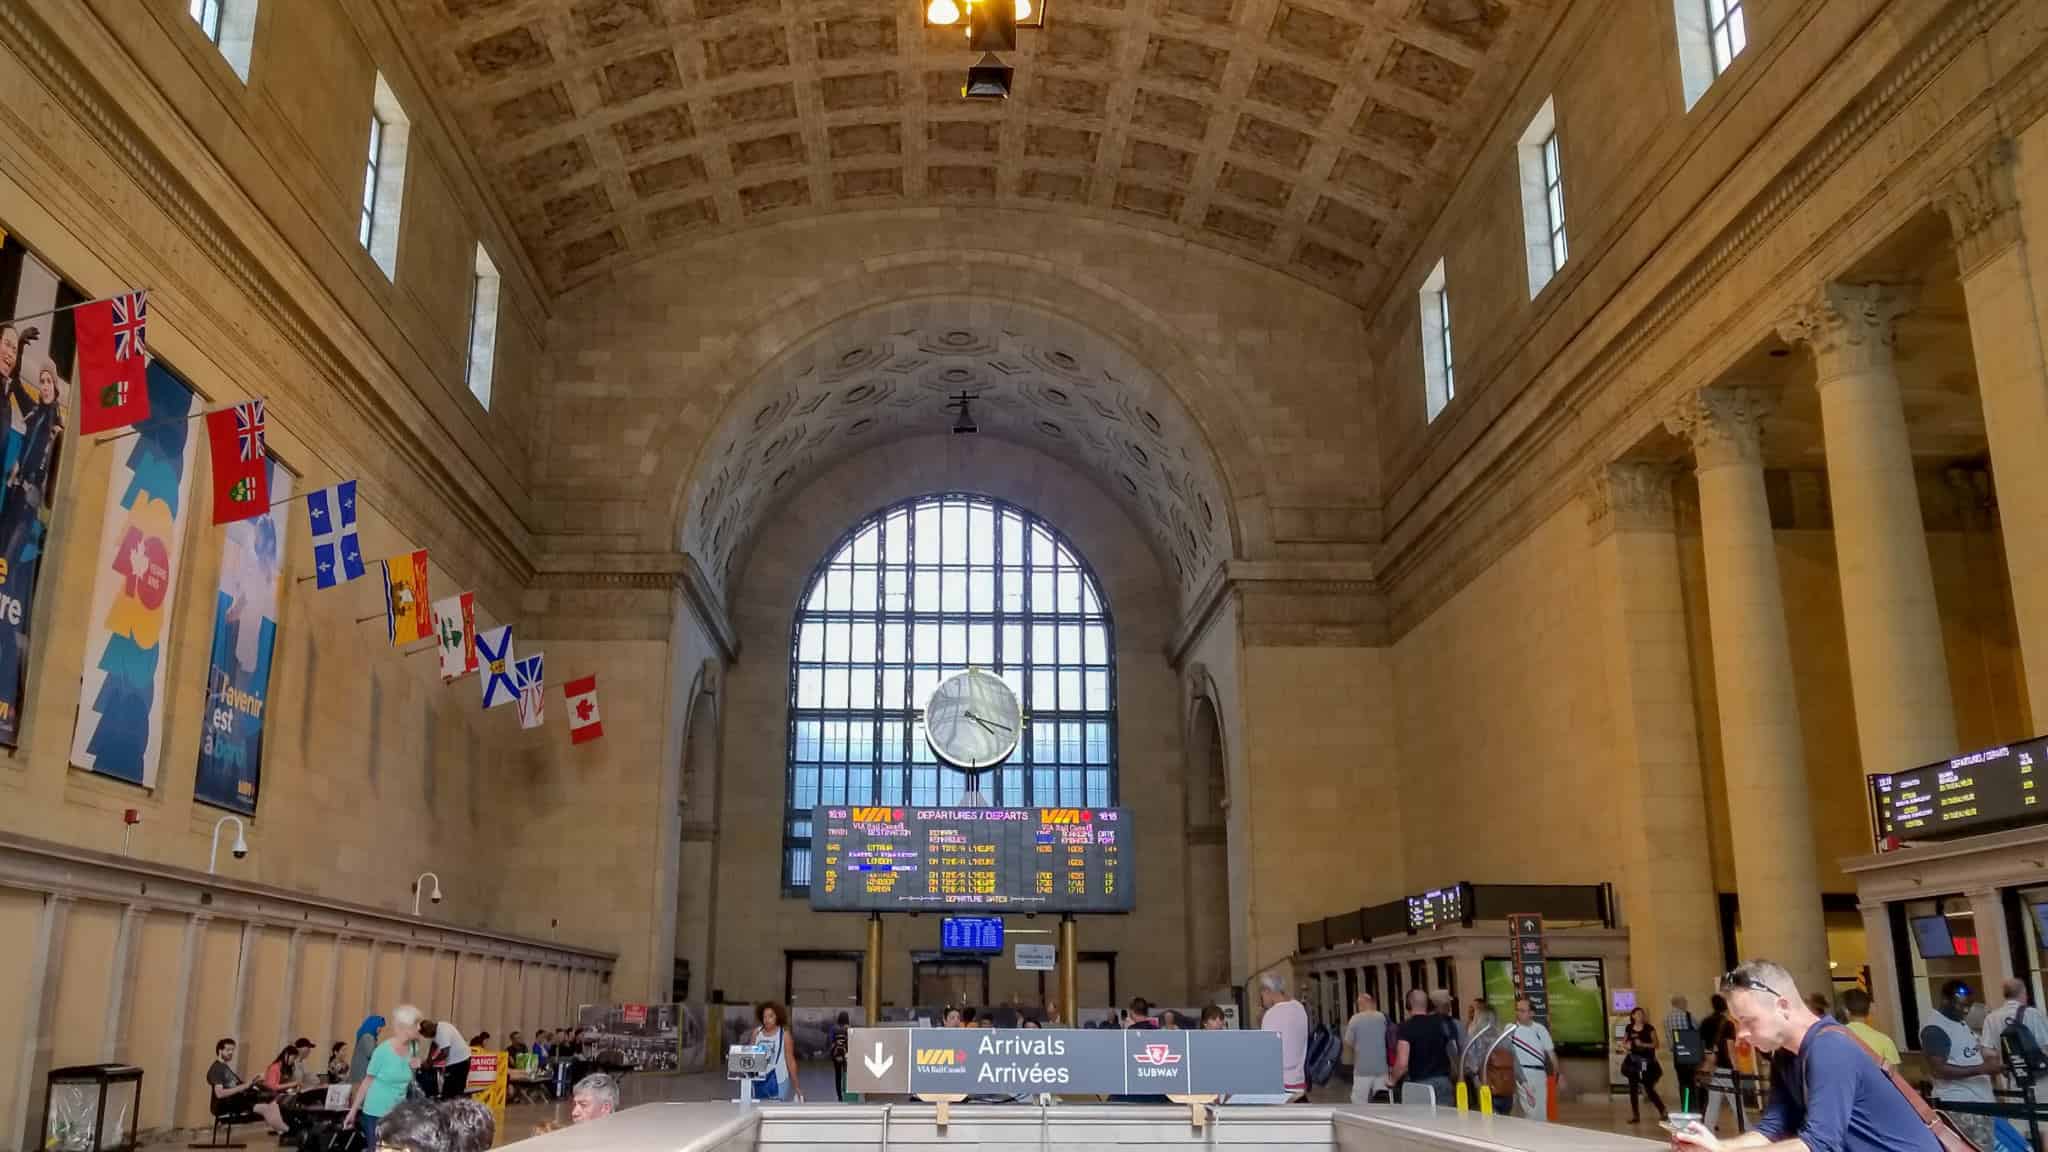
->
[[564, 675, 603, 744]]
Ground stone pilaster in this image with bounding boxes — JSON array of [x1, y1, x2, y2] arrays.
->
[[1942, 140, 2048, 732], [1582, 461, 1721, 1019], [1664, 388, 1830, 994], [1778, 283, 1958, 782]]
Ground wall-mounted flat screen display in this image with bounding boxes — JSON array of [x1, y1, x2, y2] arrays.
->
[[809, 806, 1133, 912], [940, 916, 1004, 953], [1910, 915, 1958, 959], [1871, 736, 2048, 848], [1481, 958, 1608, 1056]]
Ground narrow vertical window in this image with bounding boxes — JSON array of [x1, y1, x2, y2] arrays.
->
[[1542, 133, 1567, 271], [1515, 97, 1564, 296], [189, 0, 222, 42], [189, 0, 257, 81], [1675, 0, 1745, 109], [1420, 259, 1453, 422], [1438, 292, 1455, 400], [358, 115, 383, 249], [1707, 0, 1747, 75], [359, 75, 412, 280], [466, 246, 501, 408]]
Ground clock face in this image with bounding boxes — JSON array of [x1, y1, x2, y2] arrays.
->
[[924, 669, 1022, 771]]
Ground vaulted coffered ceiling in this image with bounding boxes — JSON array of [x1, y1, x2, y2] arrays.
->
[[388, 0, 1550, 304]]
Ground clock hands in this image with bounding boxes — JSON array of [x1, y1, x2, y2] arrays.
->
[[965, 711, 1014, 735]]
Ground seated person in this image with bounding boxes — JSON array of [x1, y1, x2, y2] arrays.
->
[[260, 1043, 300, 1092], [505, 1032, 528, 1061], [208, 1038, 286, 1136], [326, 1042, 350, 1083]]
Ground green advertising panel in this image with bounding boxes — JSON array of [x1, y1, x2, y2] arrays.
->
[[1482, 957, 1607, 1051]]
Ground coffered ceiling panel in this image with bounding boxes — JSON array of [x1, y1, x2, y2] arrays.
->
[[389, 0, 1549, 304]]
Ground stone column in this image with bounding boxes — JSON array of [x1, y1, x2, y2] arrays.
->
[[1943, 140, 2048, 731], [1969, 888, 2016, 1003], [1665, 388, 1830, 993], [1860, 901, 1904, 1036], [1778, 283, 1958, 782], [1583, 462, 1723, 1015]]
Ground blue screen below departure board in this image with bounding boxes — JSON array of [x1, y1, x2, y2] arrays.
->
[[941, 916, 1004, 953]]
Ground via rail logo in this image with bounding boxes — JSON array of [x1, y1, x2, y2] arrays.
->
[[915, 1047, 969, 1075]]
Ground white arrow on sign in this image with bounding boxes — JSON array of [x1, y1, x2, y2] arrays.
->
[[864, 1041, 894, 1079]]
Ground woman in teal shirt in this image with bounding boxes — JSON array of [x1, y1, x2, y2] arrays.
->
[[346, 1004, 422, 1147]]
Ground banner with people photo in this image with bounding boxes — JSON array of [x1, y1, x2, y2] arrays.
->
[[70, 362, 197, 787], [194, 460, 290, 814], [0, 233, 78, 746]]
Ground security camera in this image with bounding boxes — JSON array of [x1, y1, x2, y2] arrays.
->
[[431, 891, 443, 905], [232, 844, 248, 860]]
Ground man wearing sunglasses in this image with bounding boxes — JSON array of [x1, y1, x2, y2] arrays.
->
[[1671, 960, 1940, 1152]]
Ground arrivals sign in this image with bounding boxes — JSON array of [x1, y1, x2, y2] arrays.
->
[[844, 1027, 1281, 1097], [1509, 913, 1549, 1026]]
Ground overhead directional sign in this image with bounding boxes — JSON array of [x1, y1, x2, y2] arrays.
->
[[844, 1027, 1282, 1097]]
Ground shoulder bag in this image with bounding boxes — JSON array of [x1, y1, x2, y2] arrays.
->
[[1672, 1012, 1705, 1065], [1822, 1024, 1979, 1152]]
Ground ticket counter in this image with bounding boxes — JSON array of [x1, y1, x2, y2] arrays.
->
[[1842, 821, 2048, 1055]]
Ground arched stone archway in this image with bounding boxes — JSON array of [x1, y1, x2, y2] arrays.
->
[[678, 295, 1237, 612], [1185, 690, 1232, 997]]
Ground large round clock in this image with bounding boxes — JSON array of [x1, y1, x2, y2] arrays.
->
[[923, 669, 1022, 770]]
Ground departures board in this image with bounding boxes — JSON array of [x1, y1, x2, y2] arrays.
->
[[1871, 735, 2048, 848], [809, 806, 1134, 912]]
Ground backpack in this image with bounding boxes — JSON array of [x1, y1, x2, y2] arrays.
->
[[830, 1027, 848, 1061], [1309, 1025, 1341, 1086], [1671, 1012, 1704, 1066]]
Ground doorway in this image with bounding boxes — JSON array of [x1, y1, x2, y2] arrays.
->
[[912, 955, 990, 1013]]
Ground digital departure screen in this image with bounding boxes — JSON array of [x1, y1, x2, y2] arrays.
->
[[941, 916, 1004, 953], [1871, 736, 2048, 848], [1408, 884, 1468, 931], [809, 806, 1134, 912]]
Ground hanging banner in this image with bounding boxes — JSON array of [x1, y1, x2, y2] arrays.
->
[[0, 234, 80, 746], [70, 361, 197, 786], [194, 461, 291, 814]]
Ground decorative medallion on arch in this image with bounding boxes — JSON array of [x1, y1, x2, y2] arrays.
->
[[681, 304, 1234, 608]]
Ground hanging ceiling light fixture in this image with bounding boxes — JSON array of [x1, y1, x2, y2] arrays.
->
[[923, 0, 1045, 30]]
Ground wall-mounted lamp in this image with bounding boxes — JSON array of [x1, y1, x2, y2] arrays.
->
[[414, 871, 443, 916], [208, 816, 248, 874]]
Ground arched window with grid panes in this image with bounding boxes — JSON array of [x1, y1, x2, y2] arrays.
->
[[783, 494, 1117, 890]]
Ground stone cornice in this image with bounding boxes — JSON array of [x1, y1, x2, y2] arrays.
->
[[1168, 559, 1381, 664], [1373, 0, 2017, 637], [0, 1, 535, 588]]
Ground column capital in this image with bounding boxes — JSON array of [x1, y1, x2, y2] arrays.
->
[[1582, 461, 1677, 541], [1776, 283, 1918, 378], [1664, 386, 1773, 471], [1940, 138, 2022, 277]]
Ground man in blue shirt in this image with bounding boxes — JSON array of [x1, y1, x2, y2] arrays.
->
[[1674, 960, 1941, 1152]]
